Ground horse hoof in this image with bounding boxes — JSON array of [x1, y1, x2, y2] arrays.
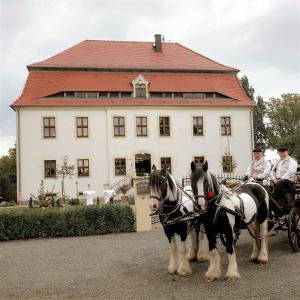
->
[[204, 276, 217, 283], [177, 267, 192, 277], [258, 259, 268, 264], [250, 257, 258, 263], [168, 267, 177, 274], [225, 274, 240, 282], [197, 256, 209, 263], [186, 255, 197, 262]]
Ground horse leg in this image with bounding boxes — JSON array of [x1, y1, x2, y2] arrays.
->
[[177, 238, 192, 276], [186, 228, 197, 261], [250, 220, 260, 262], [197, 224, 209, 263], [168, 236, 178, 274], [204, 233, 221, 282], [221, 214, 240, 282], [257, 220, 268, 264]]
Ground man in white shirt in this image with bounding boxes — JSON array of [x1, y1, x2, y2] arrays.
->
[[244, 148, 271, 181], [271, 146, 298, 200]]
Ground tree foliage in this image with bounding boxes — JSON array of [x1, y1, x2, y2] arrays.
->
[[266, 93, 300, 161], [241, 75, 268, 149], [0, 146, 16, 202], [56, 155, 74, 200]]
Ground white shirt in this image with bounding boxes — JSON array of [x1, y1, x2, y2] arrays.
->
[[83, 190, 95, 205], [271, 156, 297, 181], [246, 157, 271, 179]]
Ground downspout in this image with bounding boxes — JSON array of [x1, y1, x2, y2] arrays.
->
[[250, 108, 254, 157], [105, 108, 110, 188], [16, 109, 21, 205]]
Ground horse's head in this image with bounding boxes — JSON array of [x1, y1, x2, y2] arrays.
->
[[148, 164, 176, 212], [190, 160, 219, 210]]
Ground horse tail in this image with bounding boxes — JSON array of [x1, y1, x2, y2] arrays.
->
[[250, 184, 269, 224]]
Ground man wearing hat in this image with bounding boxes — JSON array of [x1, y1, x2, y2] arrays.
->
[[271, 146, 297, 200], [244, 147, 271, 181]]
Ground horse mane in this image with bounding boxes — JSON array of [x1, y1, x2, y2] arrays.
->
[[149, 170, 176, 193], [191, 166, 220, 195]]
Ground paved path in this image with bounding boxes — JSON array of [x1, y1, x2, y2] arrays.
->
[[1, 228, 300, 300]]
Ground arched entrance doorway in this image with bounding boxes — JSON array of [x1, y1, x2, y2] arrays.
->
[[135, 153, 151, 176]]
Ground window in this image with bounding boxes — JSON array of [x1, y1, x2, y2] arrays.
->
[[164, 92, 172, 98], [76, 91, 86, 98], [194, 156, 205, 167], [193, 117, 203, 136], [113, 117, 125, 137], [221, 117, 231, 135], [99, 92, 108, 98], [65, 91, 75, 98], [115, 158, 126, 176], [43, 117, 56, 138], [150, 92, 163, 98], [76, 117, 88, 137], [87, 92, 98, 98], [159, 117, 170, 136], [135, 84, 146, 98], [136, 117, 147, 137], [161, 157, 172, 173], [109, 92, 119, 98], [222, 156, 233, 173], [44, 160, 56, 178], [174, 92, 183, 98], [121, 92, 132, 98], [78, 159, 89, 177]]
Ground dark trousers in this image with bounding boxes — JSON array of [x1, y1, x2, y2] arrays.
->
[[273, 179, 295, 199]]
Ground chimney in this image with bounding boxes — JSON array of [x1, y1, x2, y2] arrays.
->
[[154, 34, 162, 52]]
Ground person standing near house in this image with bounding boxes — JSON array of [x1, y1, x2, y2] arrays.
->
[[244, 148, 271, 181], [270, 146, 297, 200]]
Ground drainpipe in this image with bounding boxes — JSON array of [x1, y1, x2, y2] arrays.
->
[[105, 108, 110, 188], [16, 109, 21, 205], [250, 109, 254, 158]]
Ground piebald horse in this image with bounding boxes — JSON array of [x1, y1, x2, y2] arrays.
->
[[190, 161, 269, 282], [149, 165, 208, 276]]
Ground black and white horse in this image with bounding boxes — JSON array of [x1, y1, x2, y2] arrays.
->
[[149, 165, 208, 276], [190, 161, 269, 282]]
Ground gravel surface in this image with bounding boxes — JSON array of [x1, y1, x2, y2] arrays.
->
[[1, 228, 299, 300]]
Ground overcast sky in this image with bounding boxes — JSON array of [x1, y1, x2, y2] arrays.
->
[[0, 0, 299, 156]]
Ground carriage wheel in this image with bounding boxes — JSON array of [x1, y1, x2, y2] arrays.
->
[[288, 207, 300, 252]]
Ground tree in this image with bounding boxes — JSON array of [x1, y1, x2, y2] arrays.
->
[[266, 93, 300, 161], [56, 155, 74, 200], [253, 95, 268, 149], [241, 75, 268, 149], [241, 75, 255, 101], [0, 146, 16, 202]]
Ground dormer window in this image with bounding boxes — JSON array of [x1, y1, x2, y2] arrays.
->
[[135, 84, 146, 98], [132, 75, 149, 98]]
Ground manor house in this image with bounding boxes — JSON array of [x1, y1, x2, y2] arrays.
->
[[11, 35, 254, 201]]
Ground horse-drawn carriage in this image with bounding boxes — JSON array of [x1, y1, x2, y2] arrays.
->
[[149, 162, 299, 281], [222, 174, 300, 252]]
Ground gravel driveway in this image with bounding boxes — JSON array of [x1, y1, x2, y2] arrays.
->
[[1, 228, 299, 300]]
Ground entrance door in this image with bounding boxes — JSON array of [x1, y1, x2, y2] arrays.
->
[[135, 153, 151, 176]]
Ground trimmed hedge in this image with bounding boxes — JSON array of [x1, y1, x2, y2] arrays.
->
[[0, 204, 135, 241]]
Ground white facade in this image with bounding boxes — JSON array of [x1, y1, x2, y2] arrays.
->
[[17, 106, 253, 201]]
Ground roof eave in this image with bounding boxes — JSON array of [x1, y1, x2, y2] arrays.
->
[[27, 65, 239, 74]]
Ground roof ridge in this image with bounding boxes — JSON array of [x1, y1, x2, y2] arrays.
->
[[176, 43, 238, 72]]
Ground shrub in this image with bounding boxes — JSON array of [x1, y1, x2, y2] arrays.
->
[[0, 204, 135, 241]]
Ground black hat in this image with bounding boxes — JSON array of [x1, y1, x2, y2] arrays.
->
[[253, 147, 263, 153], [278, 146, 288, 152]]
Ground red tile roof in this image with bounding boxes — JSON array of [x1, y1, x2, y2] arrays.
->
[[12, 72, 254, 107], [28, 40, 237, 72]]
